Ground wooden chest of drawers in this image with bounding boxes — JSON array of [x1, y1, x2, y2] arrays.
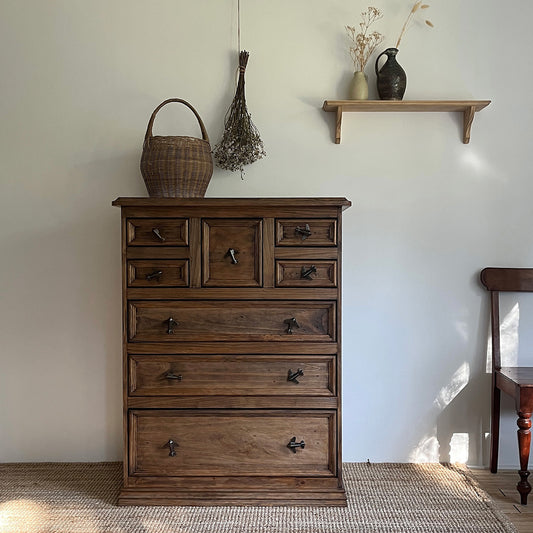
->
[[112, 197, 351, 506]]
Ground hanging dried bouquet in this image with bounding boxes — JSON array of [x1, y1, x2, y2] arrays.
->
[[213, 50, 266, 176]]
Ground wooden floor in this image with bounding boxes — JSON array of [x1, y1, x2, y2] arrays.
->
[[470, 468, 532, 532]]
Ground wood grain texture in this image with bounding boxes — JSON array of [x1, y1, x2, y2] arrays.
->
[[276, 219, 337, 247], [276, 260, 337, 288], [126, 218, 188, 246], [128, 300, 336, 343], [114, 197, 350, 506], [113, 197, 351, 210], [129, 409, 336, 477], [127, 260, 189, 287], [202, 218, 262, 287], [128, 354, 335, 397]]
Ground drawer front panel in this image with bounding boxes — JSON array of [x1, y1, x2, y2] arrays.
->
[[127, 218, 188, 246], [128, 301, 336, 342], [276, 260, 337, 288], [130, 409, 336, 477], [129, 355, 335, 396], [276, 219, 337, 247], [127, 260, 189, 287], [202, 218, 262, 287]]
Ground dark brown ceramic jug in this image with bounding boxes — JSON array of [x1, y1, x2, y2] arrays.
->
[[375, 48, 407, 100]]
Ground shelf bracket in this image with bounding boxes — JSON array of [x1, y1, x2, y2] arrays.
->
[[335, 106, 343, 144], [463, 105, 476, 144]]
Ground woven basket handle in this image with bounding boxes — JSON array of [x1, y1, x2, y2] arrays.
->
[[144, 98, 210, 145]]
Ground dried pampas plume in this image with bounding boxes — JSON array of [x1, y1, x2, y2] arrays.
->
[[396, 1, 433, 49]]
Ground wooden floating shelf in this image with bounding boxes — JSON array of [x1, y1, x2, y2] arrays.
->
[[322, 100, 491, 144]]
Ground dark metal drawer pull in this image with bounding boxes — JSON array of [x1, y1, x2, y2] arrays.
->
[[295, 224, 311, 240], [146, 270, 163, 281], [226, 248, 239, 264], [287, 437, 305, 453], [166, 317, 178, 334], [166, 439, 178, 457], [284, 317, 300, 334], [152, 228, 165, 242], [301, 265, 317, 279], [165, 372, 182, 381], [287, 368, 304, 384]]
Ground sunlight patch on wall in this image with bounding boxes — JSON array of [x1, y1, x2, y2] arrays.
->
[[0, 499, 49, 533], [409, 434, 440, 462], [433, 362, 470, 411], [449, 432, 469, 463], [460, 150, 493, 178]]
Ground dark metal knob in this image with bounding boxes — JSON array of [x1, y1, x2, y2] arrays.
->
[[166, 439, 178, 457], [284, 317, 300, 334], [165, 372, 182, 381], [166, 317, 178, 334], [152, 228, 165, 242], [146, 270, 163, 281], [287, 368, 304, 384], [300, 265, 317, 279], [295, 224, 311, 240], [226, 248, 239, 264], [287, 437, 305, 453]]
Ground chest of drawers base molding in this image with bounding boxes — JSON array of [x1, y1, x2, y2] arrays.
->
[[113, 197, 351, 506]]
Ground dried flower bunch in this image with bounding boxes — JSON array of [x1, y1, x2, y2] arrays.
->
[[346, 7, 384, 72], [214, 50, 266, 176], [396, 1, 433, 49]]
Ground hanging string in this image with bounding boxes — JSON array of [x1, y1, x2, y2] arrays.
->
[[237, 0, 241, 52]]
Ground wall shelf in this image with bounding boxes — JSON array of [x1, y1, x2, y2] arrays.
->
[[322, 100, 491, 144]]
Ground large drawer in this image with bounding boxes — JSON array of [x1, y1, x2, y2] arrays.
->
[[128, 301, 336, 342], [128, 355, 335, 396], [129, 409, 336, 477]]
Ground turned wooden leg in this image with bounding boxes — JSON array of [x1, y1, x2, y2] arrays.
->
[[490, 386, 501, 473], [517, 411, 532, 505]]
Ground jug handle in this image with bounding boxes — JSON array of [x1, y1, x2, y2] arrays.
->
[[375, 50, 388, 76]]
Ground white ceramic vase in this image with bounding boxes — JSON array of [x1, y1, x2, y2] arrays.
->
[[348, 71, 368, 100]]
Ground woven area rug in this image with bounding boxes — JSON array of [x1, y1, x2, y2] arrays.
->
[[0, 462, 516, 533]]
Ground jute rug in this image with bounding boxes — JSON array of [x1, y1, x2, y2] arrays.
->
[[0, 462, 516, 533]]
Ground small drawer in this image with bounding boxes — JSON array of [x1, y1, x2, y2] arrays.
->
[[202, 218, 262, 287], [127, 260, 189, 287], [129, 409, 336, 477], [127, 218, 188, 246], [128, 300, 335, 343], [276, 219, 337, 247], [129, 355, 336, 397], [276, 260, 337, 288]]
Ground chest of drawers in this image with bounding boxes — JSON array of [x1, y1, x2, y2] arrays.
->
[[112, 197, 351, 506]]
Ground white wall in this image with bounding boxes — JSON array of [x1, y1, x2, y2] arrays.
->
[[1, 0, 532, 467]]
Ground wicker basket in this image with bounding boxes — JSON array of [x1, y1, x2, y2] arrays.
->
[[140, 98, 213, 197]]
